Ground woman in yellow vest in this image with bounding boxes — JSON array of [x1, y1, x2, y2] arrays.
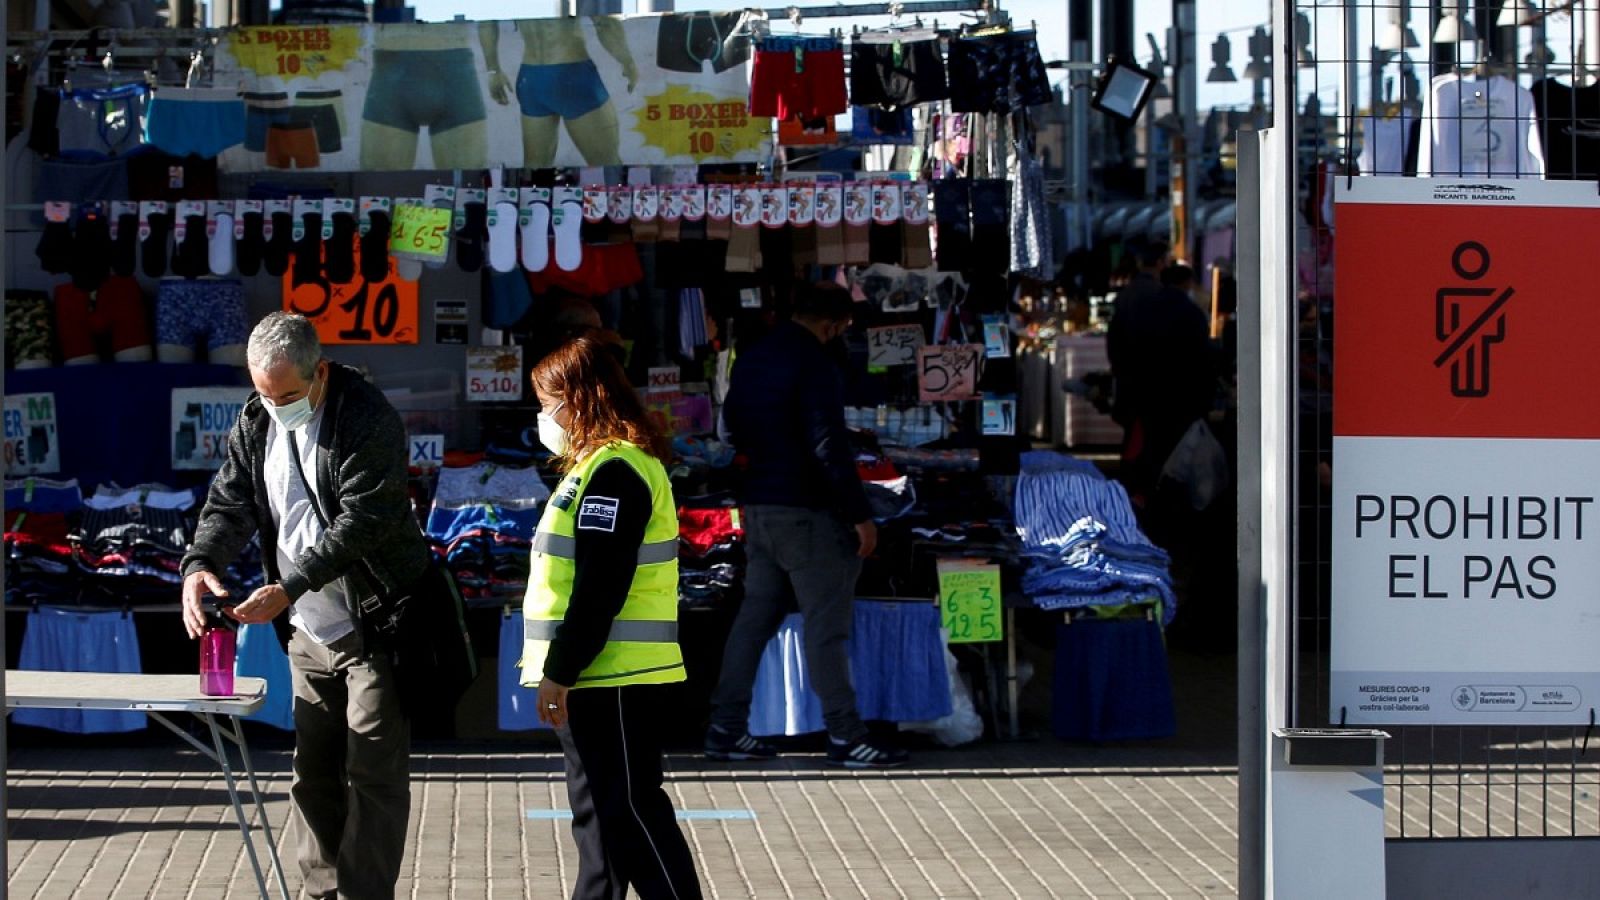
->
[[525, 337, 703, 900]]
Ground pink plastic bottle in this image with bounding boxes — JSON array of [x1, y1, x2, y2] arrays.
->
[[201, 626, 236, 696]]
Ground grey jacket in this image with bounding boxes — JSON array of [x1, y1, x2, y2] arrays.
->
[[181, 362, 431, 616]]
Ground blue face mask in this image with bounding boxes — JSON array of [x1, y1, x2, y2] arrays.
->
[[266, 372, 321, 432]]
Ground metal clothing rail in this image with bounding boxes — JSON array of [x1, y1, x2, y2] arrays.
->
[[6, 0, 994, 48]]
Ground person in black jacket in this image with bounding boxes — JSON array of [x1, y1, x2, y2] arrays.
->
[[704, 282, 909, 769], [1106, 241, 1217, 507], [180, 312, 428, 900]]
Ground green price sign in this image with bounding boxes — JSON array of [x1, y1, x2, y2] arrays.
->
[[389, 203, 451, 264], [937, 563, 1003, 644]]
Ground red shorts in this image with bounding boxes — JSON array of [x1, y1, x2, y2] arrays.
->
[[749, 39, 847, 121], [678, 507, 744, 556], [54, 276, 151, 361], [526, 243, 644, 297]]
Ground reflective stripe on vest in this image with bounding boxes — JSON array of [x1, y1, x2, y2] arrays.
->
[[523, 618, 679, 643], [531, 531, 679, 566]]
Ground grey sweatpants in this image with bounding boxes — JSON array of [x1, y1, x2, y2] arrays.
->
[[709, 505, 868, 743], [287, 629, 411, 900]]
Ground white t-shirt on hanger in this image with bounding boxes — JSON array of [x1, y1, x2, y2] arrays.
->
[[1419, 73, 1545, 178], [1359, 110, 1416, 176]]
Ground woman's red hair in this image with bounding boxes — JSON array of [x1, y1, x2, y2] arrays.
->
[[530, 336, 672, 470]]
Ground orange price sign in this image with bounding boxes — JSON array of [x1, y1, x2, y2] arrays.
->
[[283, 237, 419, 345], [389, 203, 452, 264]]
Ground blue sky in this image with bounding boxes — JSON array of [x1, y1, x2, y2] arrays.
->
[[410, 0, 1273, 109]]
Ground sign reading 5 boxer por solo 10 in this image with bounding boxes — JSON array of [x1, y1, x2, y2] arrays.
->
[[1331, 178, 1600, 726]]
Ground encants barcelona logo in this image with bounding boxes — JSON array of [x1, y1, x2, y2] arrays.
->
[[635, 84, 768, 160], [1434, 240, 1514, 398]]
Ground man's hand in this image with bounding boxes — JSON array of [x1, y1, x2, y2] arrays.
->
[[622, 62, 639, 93], [855, 520, 878, 559], [182, 571, 229, 639], [537, 678, 571, 728], [487, 71, 514, 106], [228, 583, 291, 626]]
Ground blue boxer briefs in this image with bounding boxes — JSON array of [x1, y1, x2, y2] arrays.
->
[[155, 278, 249, 351], [515, 60, 610, 120], [13, 606, 146, 734], [145, 89, 247, 159], [498, 613, 549, 731], [4, 478, 85, 514], [235, 623, 294, 731], [363, 49, 486, 134]]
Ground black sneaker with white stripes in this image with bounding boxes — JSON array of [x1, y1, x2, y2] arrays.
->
[[826, 737, 910, 769], [704, 725, 781, 761]]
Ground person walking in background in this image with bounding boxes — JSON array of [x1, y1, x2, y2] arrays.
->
[[523, 336, 704, 900], [1106, 240, 1217, 508], [704, 282, 909, 769], [180, 312, 428, 900]]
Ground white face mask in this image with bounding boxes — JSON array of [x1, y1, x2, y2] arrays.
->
[[537, 402, 569, 456], [266, 373, 320, 432]]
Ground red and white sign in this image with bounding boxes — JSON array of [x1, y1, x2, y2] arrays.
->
[[1331, 177, 1600, 726]]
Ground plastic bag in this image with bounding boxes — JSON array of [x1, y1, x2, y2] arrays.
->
[[1160, 418, 1230, 511]]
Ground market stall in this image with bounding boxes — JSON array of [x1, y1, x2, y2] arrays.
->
[[3, 10, 1179, 744]]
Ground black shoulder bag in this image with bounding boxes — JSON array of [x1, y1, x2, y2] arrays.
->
[[286, 431, 478, 719]]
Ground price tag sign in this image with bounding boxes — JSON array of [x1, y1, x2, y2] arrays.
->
[[646, 366, 682, 402], [867, 325, 925, 368], [171, 388, 250, 471], [937, 561, 1003, 644], [3, 393, 60, 476], [409, 434, 445, 470], [389, 203, 452, 264], [467, 346, 524, 402], [285, 237, 419, 344], [981, 395, 1017, 437], [983, 316, 1012, 359], [917, 344, 984, 403]]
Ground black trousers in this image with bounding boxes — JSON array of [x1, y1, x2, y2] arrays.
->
[[559, 685, 704, 900]]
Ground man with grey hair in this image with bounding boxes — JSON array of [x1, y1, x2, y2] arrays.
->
[[181, 312, 430, 900]]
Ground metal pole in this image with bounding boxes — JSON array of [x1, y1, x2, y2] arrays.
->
[[1345, 0, 1361, 141], [1241, 0, 1300, 894], [1171, 0, 1196, 263], [1, 1, 9, 890], [1070, 0, 1092, 254], [1588, 2, 1600, 84], [1236, 126, 1265, 900]]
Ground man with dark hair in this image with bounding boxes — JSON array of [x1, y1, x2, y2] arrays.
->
[[705, 282, 909, 769], [1160, 263, 1196, 293]]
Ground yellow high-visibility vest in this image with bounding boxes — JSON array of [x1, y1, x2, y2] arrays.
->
[[522, 441, 684, 688]]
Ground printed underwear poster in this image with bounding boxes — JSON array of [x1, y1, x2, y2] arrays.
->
[[214, 13, 769, 172]]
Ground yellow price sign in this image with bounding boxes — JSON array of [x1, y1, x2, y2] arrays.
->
[[936, 562, 1003, 644], [389, 204, 452, 264]]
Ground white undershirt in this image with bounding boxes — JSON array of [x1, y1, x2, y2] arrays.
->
[[1419, 73, 1545, 178], [265, 407, 355, 646]]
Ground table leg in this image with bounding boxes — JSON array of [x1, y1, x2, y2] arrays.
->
[[221, 715, 293, 900], [204, 712, 272, 900], [1006, 609, 1020, 740]]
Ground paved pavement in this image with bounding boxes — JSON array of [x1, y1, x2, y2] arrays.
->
[[6, 652, 1242, 899]]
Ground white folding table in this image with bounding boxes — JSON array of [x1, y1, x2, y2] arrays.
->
[[5, 670, 292, 900]]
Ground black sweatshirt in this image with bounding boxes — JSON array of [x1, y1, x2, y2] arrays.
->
[[541, 459, 655, 686], [723, 320, 872, 523]]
